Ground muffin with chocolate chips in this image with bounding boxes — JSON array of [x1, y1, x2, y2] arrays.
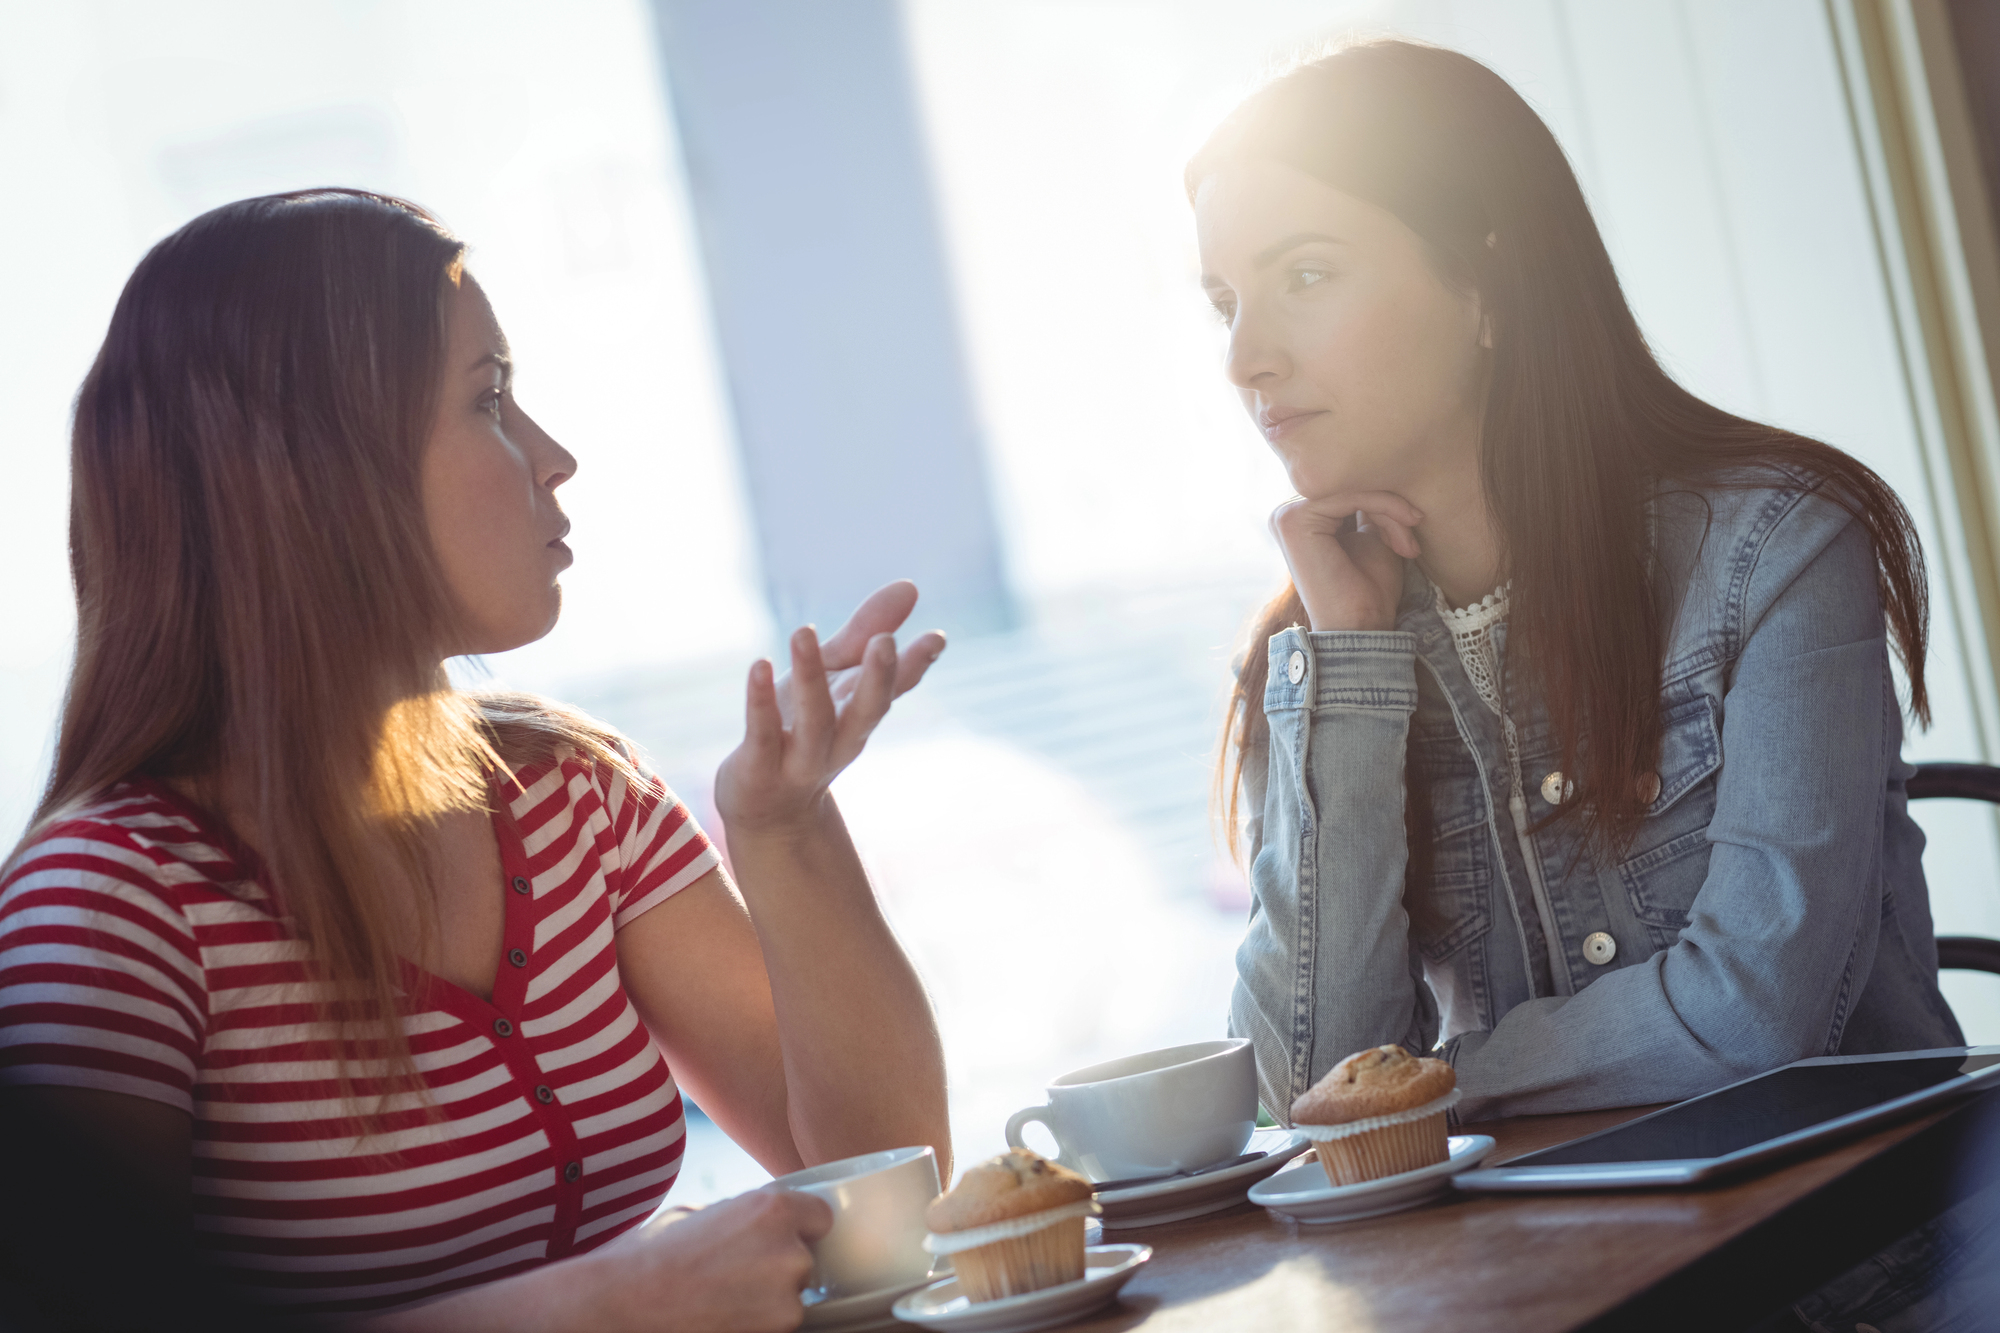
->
[[1290, 1045, 1459, 1185], [924, 1149, 1093, 1301]]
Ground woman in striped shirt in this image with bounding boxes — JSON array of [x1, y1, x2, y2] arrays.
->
[[0, 191, 950, 1330]]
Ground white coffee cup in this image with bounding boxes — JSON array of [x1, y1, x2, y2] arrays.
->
[[1003, 1038, 1257, 1183], [769, 1145, 939, 1297]]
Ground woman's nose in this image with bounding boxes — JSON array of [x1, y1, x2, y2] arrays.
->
[[1223, 308, 1286, 389], [525, 413, 577, 489], [543, 438, 578, 490]]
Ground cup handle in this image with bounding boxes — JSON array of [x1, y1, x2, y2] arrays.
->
[[1004, 1105, 1079, 1173]]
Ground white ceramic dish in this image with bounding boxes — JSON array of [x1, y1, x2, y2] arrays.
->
[[891, 1243, 1151, 1332], [1247, 1135, 1496, 1224], [1096, 1129, 1311, 1229], [803, 1272, 943, 1331]]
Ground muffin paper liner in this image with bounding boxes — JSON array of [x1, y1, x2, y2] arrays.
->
[[921, 1200, 1099, 1254], [1292, 1088, 1460, 1141], [1309, 1112, 1450, 1186], [931, 1211, 1091, 1303]]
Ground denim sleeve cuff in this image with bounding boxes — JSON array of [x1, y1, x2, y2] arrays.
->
[[1262, 625, 1418, 714]]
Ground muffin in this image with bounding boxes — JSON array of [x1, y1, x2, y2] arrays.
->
[[1290, 1045, 1459, 1186], [923, 1149, 1094, 1302]]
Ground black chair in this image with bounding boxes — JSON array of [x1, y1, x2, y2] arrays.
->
[[1908, 763, 2000, 975]]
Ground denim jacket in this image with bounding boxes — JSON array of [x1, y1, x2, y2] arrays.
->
[[1231, 472, 1965, 1125]]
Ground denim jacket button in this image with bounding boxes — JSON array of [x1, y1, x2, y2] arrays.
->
[[1638, 771, 1662, 806], [1584, 931, 1617, 965], [1287, 649, 1306, 685], [1540, 771, 1573, 805]]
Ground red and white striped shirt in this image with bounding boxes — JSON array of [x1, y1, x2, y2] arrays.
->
[[0, 755, 720, 1315]]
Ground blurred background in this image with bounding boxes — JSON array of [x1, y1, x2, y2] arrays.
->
[[4, 0, 2000, 1203]]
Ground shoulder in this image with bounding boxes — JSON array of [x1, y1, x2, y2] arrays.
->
[[0, 783, 231, 1028], [2, 782, 241, 935], [1650, 460, 1853, 566], [477, 690, 657, 801], [0, 783, 222, 1103], [494, 739, 673, 835], [505, 742, 716, 929], [483, 700, 708, 873], [1650, 463, 1876, 666]]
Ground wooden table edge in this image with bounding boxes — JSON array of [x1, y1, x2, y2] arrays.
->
[[1058, 1088, 2000, 1332]]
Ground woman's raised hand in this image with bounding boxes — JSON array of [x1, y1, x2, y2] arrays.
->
[[1269, 492, 1423, 632], [715, 581, 945, 833], [769, 581, 946, 728]]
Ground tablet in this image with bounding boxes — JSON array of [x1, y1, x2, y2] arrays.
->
[[1452, 1046, 2000, 1191]]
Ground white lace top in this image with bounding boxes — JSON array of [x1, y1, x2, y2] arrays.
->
[[1436, 581, 1520, 791], [1436, 582, 1510, 715]]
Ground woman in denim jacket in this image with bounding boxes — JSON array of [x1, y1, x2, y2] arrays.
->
[[1196, 40, 1983, 1329], [1200, 36, 1959, 1129], [1195, 40, 1983, 1327]]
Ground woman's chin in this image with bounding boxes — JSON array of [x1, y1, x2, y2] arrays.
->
[[1290, 462, 1410, 503], [449, 598, 563, 661], [1292, 474, 1369, 502]]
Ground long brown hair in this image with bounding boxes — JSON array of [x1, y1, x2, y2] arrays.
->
[[33, 190, 637, 1099], [1202, 41, 1929, 861]]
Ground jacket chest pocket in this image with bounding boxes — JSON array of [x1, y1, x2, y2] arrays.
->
[[1409, 740, 1494, 962], [1621, 695, 1723, 936]]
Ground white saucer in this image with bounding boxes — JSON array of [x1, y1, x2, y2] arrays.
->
[[802, 1272, 943, 1331], [892, 1244, 1151, 1332], [1247, 1135, 1496, 1224], [1095, 1129, 1312, 1229]]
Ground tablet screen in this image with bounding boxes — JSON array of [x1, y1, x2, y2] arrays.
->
[[1512, 1052, 2000, 1166]]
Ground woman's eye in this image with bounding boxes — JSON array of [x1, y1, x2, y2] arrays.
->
[[482, 392, 505, 420], [1210, 299, 1237, 326], [1287, 266, 1333, 293]]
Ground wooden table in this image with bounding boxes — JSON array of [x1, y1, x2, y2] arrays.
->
[[1065, 1088, 2000, 1332]]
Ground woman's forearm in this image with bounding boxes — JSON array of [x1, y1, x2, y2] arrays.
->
[[728, 794, 951, 1177], [361, 1192, 829, 1333], [1232, 625, 1434, 1120]]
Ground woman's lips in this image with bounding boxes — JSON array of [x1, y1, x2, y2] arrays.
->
[[1260, 409, 1326, 441]]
